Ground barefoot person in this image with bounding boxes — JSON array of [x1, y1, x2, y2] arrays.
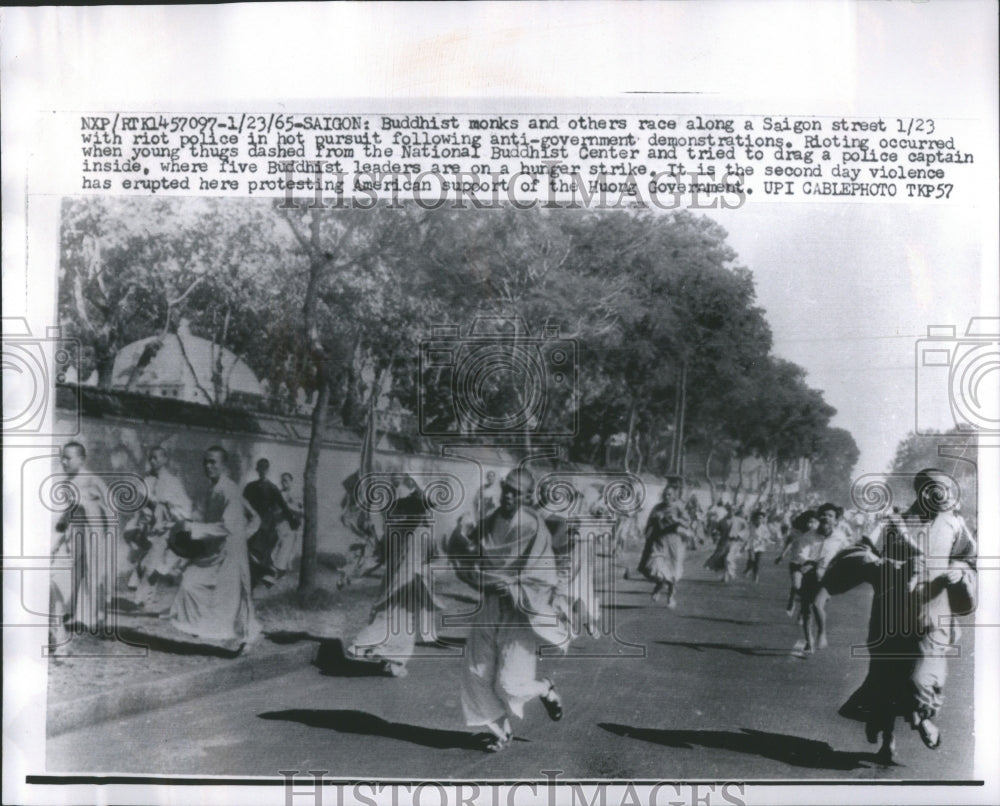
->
[[637, 479, 693, 606], [830, 469, 976, 763], [774, 509, 820, 616], [704, 504, 748, 583], [807, 503, 855, 650], [449, 468, 568, 752], [743, 509, 772, 584]]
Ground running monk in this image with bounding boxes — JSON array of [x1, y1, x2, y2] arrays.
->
[[449, 468, 569, 752]]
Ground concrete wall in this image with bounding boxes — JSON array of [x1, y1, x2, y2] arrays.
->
[[53, 396, 676, 556]]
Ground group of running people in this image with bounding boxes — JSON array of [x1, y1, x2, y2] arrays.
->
[[627, 471, 977, 763]]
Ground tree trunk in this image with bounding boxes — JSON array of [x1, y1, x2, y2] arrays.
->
[[704, 448, 717, 502], [669, 361, 688, 475], [623, 398, 638, 472], [676, 361, 687, 475], [733, 455, 745, 501], [298, 366, 331, 593], [96, 353, 117, 389]]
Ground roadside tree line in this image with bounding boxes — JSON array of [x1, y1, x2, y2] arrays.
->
[[59, 198, 859, 591]]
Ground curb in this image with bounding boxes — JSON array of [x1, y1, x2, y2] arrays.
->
[[47, 640, 318, 738]]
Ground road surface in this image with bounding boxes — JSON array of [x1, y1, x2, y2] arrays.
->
[[47, 547, 976, 781]]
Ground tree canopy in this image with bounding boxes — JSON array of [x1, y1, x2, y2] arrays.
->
[[59, 197, 862, 586]]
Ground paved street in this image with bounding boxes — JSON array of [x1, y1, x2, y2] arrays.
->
[[47, 548, 975, 780]]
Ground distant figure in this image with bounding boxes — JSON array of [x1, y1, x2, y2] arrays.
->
[[244, 458, 289, 588], [743, 509, 772, 584], [637, 480, 693, 606], [124, 446, 191, 608], [705, 505, 747, 583], [474, 469, 502, 520], [50, 441, 113, 641], [706, 498, 728, 541], [685, 493, 705, 545], [271, 472, 303, 576], [802, 503, 854, 651], [169, 446, 260, 649]]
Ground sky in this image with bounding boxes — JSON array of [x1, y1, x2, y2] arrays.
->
[[705, 201, 995, 476]]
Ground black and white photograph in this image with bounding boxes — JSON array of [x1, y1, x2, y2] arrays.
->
[[32, 194, 985, 780], [2, 3, 997, 806]]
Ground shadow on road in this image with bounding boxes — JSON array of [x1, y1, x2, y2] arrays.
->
[[258, 709, 486, 750], [313, 639, 391, 677], [114, 625, 244, 658], [267, 630, 328, 645], [417, 636, 467, 648], [599, 724, 878, 770], [654, 639, 796, 658], [675, 614, 767, 626]]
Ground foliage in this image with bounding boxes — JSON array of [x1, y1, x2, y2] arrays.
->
[[59, 199, 864, 581], [809, 426, 861, 496]]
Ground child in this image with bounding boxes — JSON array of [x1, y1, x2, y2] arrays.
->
[[774, 509, 821, 617]]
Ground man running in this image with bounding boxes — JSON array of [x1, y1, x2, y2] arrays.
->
[[832, 469, 976, 763], [805, 503, 855, 650], [449, 468, 568, 752]]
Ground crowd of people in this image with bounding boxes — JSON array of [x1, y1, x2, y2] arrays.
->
[[50, 441, 977, 764], [50, 441, 303, 652]]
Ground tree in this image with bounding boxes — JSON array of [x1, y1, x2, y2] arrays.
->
[[809, 426, 861, 497], [275, 203, 441, 592], [400, 207, 629, 452], [59, 197, 284, 395]]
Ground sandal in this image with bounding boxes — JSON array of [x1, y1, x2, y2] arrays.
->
[[917, 719, 941, 749], [540, 678, 563, 721]]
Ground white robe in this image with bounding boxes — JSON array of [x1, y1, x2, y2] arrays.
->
[[453, 505, 569, 727], [169, 476, 260, 643], [51, 470, 114, 631]]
